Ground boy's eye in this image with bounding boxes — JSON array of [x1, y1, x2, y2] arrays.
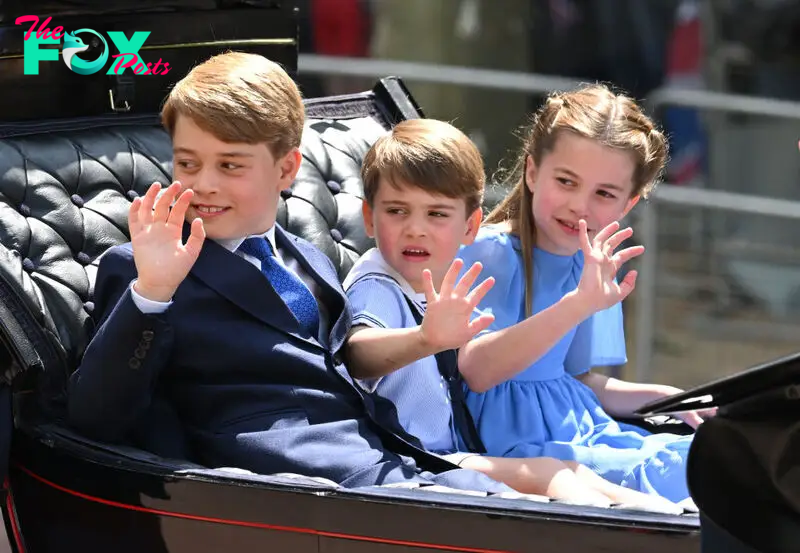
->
[[176, 160, 197, 170], [221, 162, 242, 170], [386, 208, 405, 215], [429, 211, 448, 218], [556, 177, 574, 186], [597, 190, 617, 199]]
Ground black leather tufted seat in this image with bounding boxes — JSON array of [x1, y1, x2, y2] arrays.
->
[[0, 78, 421, 424]]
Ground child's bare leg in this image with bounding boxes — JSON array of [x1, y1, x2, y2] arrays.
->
[[458, 455, 612, 506], [563, 461, 680, 510]]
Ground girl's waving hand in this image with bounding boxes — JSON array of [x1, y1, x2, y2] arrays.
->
[[575, 220, 644, 312]]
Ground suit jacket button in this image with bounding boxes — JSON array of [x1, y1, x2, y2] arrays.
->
[[134, 348, 147, 360], [142, 330, 154, 341], [128, 358, 141, 369]]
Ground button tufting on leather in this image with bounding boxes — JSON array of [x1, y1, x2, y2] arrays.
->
[[0, 125, 174, 362], [0, 115, 387, 380]]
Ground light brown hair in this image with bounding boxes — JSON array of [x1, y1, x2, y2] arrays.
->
[[161, 51, 304, 157], [486, 83, 669, 316], [361, 119, 485, 215]]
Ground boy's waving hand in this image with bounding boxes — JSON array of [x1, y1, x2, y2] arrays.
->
[[130, 181, 206, 303], [420, 259, 495, 351]]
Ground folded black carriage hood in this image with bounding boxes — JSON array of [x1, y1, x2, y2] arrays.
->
[[0, 0, 298, 122]]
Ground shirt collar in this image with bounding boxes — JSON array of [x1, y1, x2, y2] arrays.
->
[[342, 247, 423, 301], [216, 226, 277, 254]]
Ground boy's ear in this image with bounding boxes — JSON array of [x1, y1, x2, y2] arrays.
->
[[462, 207, 483, 245], [621, 194, 641, 219], [277, 148, 302, 190], [362, 201, 375, 238]]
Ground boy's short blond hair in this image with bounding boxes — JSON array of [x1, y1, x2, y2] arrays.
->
[[361, 119, 485, 215], [161, 51, 304, 157]]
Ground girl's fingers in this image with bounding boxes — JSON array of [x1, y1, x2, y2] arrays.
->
[[592, 220, 620, 246], [579, 220, 593, 257], [612, 245, 646, 267], [604, 227, 634, 254]]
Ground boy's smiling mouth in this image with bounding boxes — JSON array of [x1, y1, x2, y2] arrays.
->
[[193, 204, 230, 217]]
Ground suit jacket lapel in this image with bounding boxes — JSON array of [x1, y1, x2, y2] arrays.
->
[[274, 226, 352, 353], [188, 227, 320, 349]]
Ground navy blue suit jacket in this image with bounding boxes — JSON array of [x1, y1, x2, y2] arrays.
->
[[67, 225, 509, 492]]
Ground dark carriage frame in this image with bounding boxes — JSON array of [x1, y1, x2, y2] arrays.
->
[[0, 3, 703, 552]]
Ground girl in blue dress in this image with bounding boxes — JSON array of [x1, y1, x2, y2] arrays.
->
[[456, 84, 713, 504]]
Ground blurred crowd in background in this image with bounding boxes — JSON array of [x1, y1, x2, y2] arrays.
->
[[295, 0, 800, 389]]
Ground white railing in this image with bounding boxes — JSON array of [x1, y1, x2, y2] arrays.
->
[[633, 185, 800, 381], [298, 54, 800, 381], [299, 54, 800, 119], [299, 54, 584, 95]]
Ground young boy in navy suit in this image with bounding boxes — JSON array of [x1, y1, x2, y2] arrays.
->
[[67, 51, 511, 493]]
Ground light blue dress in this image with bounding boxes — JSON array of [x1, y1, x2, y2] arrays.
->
[[457, 227, 694, 502]]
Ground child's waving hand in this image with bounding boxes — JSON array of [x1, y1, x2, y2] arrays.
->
[[575, 220, 645, 313], [420, 259, 496, 350], [130, 182, 206, 302]]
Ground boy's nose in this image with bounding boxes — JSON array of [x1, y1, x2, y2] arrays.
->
[[403, 217, 427, 237], [190, 169, 217, 195]]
